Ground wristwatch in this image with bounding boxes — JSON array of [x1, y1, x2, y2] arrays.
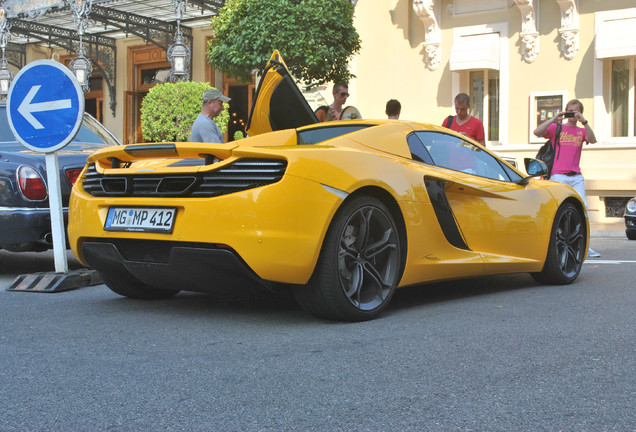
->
[[581, 120, 588, 125]]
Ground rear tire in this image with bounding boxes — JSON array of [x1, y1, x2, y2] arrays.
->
[[531, 202, 586, 285], [627, 230, 636, 240], [102, 274, 180, 300], [294, 195, 403, 321]]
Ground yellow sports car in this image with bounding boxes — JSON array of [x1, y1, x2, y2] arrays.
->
[[68, 52, 589, 321]]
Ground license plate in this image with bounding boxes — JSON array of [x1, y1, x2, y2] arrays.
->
[[104, 207, 176, 233]]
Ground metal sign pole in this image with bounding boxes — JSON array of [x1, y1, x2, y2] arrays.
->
[[6, 60, 88, 291], [44, 152, 68, 274]]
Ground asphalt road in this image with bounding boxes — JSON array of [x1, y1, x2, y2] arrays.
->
[[1, 237, 635, 431]]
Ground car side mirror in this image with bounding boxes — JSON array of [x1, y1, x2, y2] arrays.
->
[[524, 158, 548, 176], [518, 158, 549, 185]]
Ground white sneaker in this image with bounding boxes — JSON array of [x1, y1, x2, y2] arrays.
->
[[587, 248, 600, 258]]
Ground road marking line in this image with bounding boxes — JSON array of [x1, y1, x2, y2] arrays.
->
[[584, 260, 636, 264]]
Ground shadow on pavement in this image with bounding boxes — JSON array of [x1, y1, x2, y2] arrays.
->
[[0, 250, 85, 275]]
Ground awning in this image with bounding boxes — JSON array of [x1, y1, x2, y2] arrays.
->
[[450, 32, 500, 71], [595, 17, 636, 59]]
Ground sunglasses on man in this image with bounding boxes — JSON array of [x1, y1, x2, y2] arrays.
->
[[339, 92, 350, 97]]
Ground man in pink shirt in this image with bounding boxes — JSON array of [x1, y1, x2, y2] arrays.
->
[[442, 93, 486, 145], [533, 98, 600, 257]]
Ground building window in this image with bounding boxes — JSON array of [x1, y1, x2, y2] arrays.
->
[[84, 76, 104, 123], [125, 46, 171, 144], [594, 8, 636, 141], [469, 70, 499, 142], [450, 23, 508, 145], [140, 66, 171, 88], [611, 57, 635, 137]]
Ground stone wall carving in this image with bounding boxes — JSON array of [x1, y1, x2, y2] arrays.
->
[[514, 0, 539, 63], [413, 0, 441, 70], [556, 0, 579, 59]]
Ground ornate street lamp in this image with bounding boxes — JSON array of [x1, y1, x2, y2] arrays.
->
[[69, 50, 92, 89], [168, 39, 189, 77], [68, 0, 93, 91], [0, 59, 13, 98], [0, 8, 13, 100], [168, 0, 191, 81]]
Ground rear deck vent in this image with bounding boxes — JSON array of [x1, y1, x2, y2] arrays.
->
[[81, 159, 287, 198]]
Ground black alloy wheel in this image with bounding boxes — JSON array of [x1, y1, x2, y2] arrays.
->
[[532, 202, 586, 285], [295, 195, 403, 321]]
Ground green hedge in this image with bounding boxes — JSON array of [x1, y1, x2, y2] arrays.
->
[[140, 81, 230, 142]]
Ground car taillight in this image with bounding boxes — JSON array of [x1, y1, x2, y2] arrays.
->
[[65, 168, 83, 185], [17, 166, 47, 201]]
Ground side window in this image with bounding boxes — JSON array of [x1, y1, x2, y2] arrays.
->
[[407, 133, 433, 164], [501, 162, 523, 183], [413, 131, 513, 182]]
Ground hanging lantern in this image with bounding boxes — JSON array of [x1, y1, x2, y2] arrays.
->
[[168, 0, 191, 81], [1, 9, 13, 98], [69, 52, 92, 91], [0, 60, 13, 98], [168, 40, 189, 78], [68, 0, 93, 92]]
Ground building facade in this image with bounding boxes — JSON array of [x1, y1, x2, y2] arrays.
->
[[2, 0, 635, 223], [349, 0, 636, 223]]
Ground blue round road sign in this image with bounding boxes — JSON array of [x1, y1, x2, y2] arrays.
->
[[7, 60, 85, 153]]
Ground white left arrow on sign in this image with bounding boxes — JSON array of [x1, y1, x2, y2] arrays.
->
[[17, 85, 72, 130]]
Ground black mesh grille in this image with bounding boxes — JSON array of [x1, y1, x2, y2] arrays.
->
[[81, 159, 287, 198]]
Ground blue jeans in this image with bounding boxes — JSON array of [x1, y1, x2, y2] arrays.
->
[[551, 173, 587, 208]]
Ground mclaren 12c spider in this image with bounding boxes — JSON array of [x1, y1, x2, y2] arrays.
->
[[68, 52, 590, 321]]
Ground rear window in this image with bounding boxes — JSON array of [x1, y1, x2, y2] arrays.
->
[[297, 125, 372, 145], [0, 107, 15, 141], [73, 122, 107, 144]]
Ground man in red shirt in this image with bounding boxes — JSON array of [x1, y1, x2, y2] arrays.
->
[[442, 93, 485, 145]]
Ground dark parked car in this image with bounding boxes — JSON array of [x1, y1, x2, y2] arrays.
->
[[626, 197, 636, 240], [1, 103, 121, 252]]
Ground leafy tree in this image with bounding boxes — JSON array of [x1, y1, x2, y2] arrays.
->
[[207, 0, 361, 86], [140, 82, 230, 142]]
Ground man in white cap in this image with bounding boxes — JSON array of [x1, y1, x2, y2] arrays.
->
[[189, 88, 231, 143]]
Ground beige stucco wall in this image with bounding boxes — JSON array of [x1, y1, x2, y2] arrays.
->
[[191, 26, 214, 84]]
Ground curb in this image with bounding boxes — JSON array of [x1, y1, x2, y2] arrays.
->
[[590, 222, 626, 238], [591, 229, 626, 238]]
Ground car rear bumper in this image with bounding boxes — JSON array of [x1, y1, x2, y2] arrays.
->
[[0, 206, 68, 250], [82, 240, 274, 293]]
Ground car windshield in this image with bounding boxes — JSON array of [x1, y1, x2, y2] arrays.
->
[[0, 106, 119, 146]]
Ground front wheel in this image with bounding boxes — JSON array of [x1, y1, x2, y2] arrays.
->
[[532, 202, 586, 285], [102, 274, 180, 300], [295, 195, 403, 321]]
